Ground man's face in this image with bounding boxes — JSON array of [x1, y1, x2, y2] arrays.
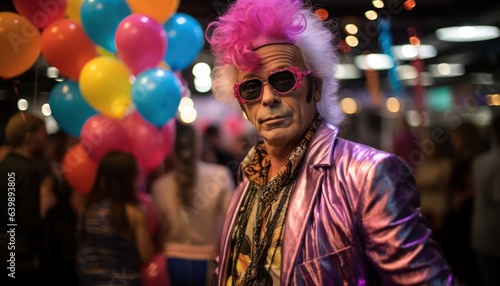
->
[[237, 44, 321, 151], [30, 125, 48, 158]]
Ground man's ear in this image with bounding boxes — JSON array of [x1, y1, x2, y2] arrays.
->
[[24, 132, 32, 143], [312, 76, 322, 103]]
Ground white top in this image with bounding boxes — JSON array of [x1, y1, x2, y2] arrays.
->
[[151, 160, 234, 259]]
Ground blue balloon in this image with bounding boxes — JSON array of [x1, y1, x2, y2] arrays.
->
[[163, 13, 204, 71], [80, 0, 131, 53], [132, 68, 182, 127], [49, 80, 98, 137]]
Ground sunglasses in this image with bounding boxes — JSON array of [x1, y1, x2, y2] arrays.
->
[[233, 66, 313, 105]]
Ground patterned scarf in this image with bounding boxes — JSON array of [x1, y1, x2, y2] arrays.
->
[[241, 113, 322, 203], [229, 113, 322, 285]]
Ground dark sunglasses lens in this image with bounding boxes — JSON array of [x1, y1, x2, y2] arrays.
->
[[269, 70, 296, 92], [239, 79, 263, 101]]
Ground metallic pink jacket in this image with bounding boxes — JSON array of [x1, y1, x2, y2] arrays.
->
[[214, 121, 455, 285]]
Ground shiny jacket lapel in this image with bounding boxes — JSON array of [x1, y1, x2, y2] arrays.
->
[[281, 122, 338, 285]]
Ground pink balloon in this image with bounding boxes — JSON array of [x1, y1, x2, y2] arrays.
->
[[115, 14, 167, 75], [80, 114, 129, 162], [161, 118, 176, 158], [122, 111, 167, 172], [137, 192, 158, 237], [141, 253, 170, 286]]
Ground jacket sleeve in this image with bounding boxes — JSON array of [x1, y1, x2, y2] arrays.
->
[[355, 154, 456, 285]]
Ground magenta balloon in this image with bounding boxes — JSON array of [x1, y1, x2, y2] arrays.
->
[[161, 118, 176, 158], [122, 111, 167, 172], [115, 14, 167, 75], [141, 253, 170, 286], [80, 114, 129, 162]]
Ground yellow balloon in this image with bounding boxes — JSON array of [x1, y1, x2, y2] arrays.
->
[[79, 56, 132, 119], [66, 0, 84, 22], [96, 45, 115, 57], [126, 0, 180, 24]]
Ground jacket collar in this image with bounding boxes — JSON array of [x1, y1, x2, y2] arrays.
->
[[281, 120, 339, 285], [217, 120, 339, 285]]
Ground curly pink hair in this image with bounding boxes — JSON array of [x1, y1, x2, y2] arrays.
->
[[207, 0, 306, 72], [207, 0, 345, 127]]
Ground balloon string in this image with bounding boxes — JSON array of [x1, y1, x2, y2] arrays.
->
[[34, 59, 39, 109], [11, 79, 20, 96]]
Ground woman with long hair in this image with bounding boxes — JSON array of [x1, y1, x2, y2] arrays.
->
[[151, 121, 234, 286], [77, 151, 153, 286]]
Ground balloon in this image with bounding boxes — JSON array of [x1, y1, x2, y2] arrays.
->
[[132, 68, 182, 127], [80, 114, 129, 162], [141, 253, 170, 286], [115, 14, 167, 75], [80, 0, 131, 53], [13, 0, 67, 30], [79, 56, 132, 119], [126, 0, 179, 24], [137, 192, 159, 237], [0, 12, 41, 79], [66, 0, 83, 22], [122, 111, 168, 172], [62, 143, 98, 196], [49, 80, 98, 137], [161, 118, 176, 158], [163, 13, 204, 71], [95, 45, 115, 57], [41, 19, 98, 81]]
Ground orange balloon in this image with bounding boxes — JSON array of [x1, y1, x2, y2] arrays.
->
[[126, 0, 179, 24], [62, 143, 98, 196], [41, 19, 98, 81], [0, 12, 41, 79]]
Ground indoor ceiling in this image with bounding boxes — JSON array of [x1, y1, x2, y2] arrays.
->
[[1, 0, 500, 103]]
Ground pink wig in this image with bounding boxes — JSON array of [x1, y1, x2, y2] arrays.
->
[[207, 0, 345, 127], [207, 0, 305, 72]]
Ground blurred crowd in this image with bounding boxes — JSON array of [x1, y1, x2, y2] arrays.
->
[[1, 110, 499, 285]]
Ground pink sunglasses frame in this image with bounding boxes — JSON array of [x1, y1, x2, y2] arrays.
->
[[233, 66, 313, 105]]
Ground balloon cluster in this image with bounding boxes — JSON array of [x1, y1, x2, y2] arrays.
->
[[1, 1, 204, 199]]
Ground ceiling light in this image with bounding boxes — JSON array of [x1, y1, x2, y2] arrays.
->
[[192, 62, 211, 77], [386, 97, 402, 113], [392, 44, 437, 60], [365, 10, 378, 21], [354, 54, 394, 70], [345, 24, 358, 35], [340, 97, 359, 114], [436, 25, 500, 42], [397, 65, 418, 80], [345, 35, 359, 47], [335, 64, 361, 80], [18, 99, 28, 111], [429, 63, 465, 77], [372, 0, 384, 9]]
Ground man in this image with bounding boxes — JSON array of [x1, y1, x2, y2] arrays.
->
[[206, 0, 455, 284], [0, 112, 48, 283], [471, 114, 500, 286]]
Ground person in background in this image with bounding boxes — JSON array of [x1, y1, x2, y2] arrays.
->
[[471, 114, 500, 286], [76, 151, 153, 286], [413, 126, 453, 243], [41, 130, 82, 285], [0, 112, 48, 284], [151, 120, 234, 286], [206, 0, 455, 284], [202, 124, 239, 185], [441, 121, 483, 285]]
